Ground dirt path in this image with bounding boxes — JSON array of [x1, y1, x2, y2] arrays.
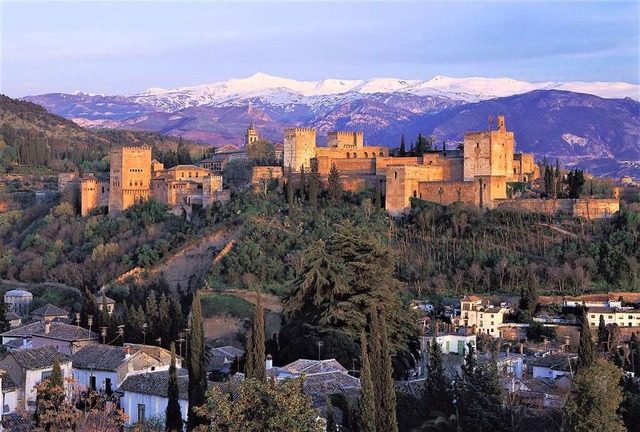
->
[[156, 227, 242, 294]]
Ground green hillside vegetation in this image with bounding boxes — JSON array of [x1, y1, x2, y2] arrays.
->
[[0, 94, 206, 174]]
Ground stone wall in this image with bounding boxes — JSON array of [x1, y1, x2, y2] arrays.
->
[[251, 166, 284, 192], [497, 198, 619, 219], [417, 181, 479, 206], [109, 146, 152, 214], [327, 131, 363, 148]]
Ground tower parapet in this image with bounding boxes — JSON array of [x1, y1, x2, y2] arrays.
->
[[327, 131, 364, 149]]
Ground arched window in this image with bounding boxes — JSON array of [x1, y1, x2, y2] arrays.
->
[[346, 153, 350, 159], [379, 152, 384, 157], [413, 190, 417, 198], [353, 152, 357, 158], [364, 152, 369, 158], [101, 186, 104, 194], [394, 172, 398, 179]]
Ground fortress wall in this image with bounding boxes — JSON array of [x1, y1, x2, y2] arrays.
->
[[417, 181, 479, 206], [375, 157, 422, 176], [573, 199, 619, 219]]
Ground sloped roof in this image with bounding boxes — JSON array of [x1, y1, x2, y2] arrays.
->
[[587, 306, 616, 314], [1, 372, 18, 391], [216, 144, 242, 154], [5, 312, 21, 321], [4, 290, 32, 297], [30, 304, 69, 318], [302, 370, 360, 394], [1, 321, 97, 342], [96, 295, 116, 305], [71, 345, 135, 372], [461, 295, 484, 303], [208, 346, 244, 371], [280, 359, 347, 375], [3, 339, 24, 349], [529, 354, 578, 371], [120, 369, 214, 400], [10, 346, 70, 370]]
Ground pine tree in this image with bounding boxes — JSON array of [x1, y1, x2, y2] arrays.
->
[[246, 289, 266, 382], [578, 311, 596, 369], [166, 342, 183, 432], [374, 180, 381, 209], [564, 358, 626, 432], [169, 299, 185, 346], [358, 333, 376, 432], [399, 135, 406, 157], [416, 133, 424, 156], [187, 291, 207, 430]]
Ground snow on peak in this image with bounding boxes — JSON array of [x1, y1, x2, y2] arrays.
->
[[131, 73, 640, 111]]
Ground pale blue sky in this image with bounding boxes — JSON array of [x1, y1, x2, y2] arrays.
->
[[1, 0, 638, 97]]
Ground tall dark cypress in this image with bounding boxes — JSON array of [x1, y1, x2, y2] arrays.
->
[[187, 292, 207, 430], [358, 333, 376, 432], [246, 289, 266, 382], [378, 312, 399, 432], [399, 135, 406, 156], [578, 311, 596, 369], [166, 342, 183, 432]]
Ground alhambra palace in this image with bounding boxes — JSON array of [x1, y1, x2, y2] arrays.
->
[[75, 115, 619, 219]]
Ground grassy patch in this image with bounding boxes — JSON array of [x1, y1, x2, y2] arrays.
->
[[200, 293, 254, 319]]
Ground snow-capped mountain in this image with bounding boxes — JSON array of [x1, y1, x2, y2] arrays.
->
[[129, 72, 640, 112], [22, 73, 640, 179]]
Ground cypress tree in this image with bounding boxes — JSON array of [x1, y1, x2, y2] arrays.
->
[[309, 162, 319, 211], [299, 165, 306, 201], [374, 180, 381, 209], [326, 396, 338, 432], [187, 291, 207, 430], [399, 135, 406, 157], [146, 291, 159, 341], [158, 293, 171, 348], [358, 333, 376, 432], [246, 289, 266, 382], [424, 334, 452, 414], [99, 294, 111, 330], [328, 164, 341, 204], [578, 311, 596, 369], [370, 311, 383, 407], [378, 312, 399, 432], [287, 168, 295, 215], [598, 315, 607, 352], [49, 356, 63, 390], [166, 342, 183, 432]]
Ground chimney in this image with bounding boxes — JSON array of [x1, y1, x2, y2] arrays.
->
[[44, 320, 51, 335], [124, 345, 131, 360], [506, 346, 510, 357], [266, 354, 273, 370]]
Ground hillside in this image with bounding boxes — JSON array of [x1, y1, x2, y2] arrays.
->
[[0, 94, 206, 174]]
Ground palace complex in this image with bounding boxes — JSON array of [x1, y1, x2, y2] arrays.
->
[[284, 115, 539, 215], [79, 146, 224, 217]]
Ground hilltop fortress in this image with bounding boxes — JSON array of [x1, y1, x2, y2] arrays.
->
[[284, 115, 541, 215], [80, 146, 224, 217]]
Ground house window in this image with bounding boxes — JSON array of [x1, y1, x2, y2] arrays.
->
[[394, 172, 397, 179], [591, 315, 595, 319], [105, 378, 112, 395], [89, 375, 96, 390], [137, 404, 146, 422]]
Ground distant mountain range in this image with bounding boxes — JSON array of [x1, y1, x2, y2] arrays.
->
[[22, 73, 640, 178]]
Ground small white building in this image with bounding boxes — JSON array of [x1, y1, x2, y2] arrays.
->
[[72, 344, 180, 394], [119, 369, 191, 428], [1, 320, 99, 356], [422, 333, 476, 356], [96, 295, 116, 316], [0, 345, 72, 409], [3, 290, 33, 316], [530, 354, 577, 380], [1, 370, 19, 416], [587, 306, 640, 328]]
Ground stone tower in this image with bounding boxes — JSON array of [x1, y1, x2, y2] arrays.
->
[[109, 145, 152, 214], [284, 128, 316, 173], [463, 114, 514, 181], [246, 120, 259, 146]]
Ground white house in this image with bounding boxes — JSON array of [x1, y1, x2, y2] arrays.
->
[[530, 354, 577, 380], [0, 345, 72, 409], [458, 295, 509, 336], [1, 370, 19, 416], [72, 344, 180, 394], [587, 306, 640, 328], [119, 369, 191, 428]]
